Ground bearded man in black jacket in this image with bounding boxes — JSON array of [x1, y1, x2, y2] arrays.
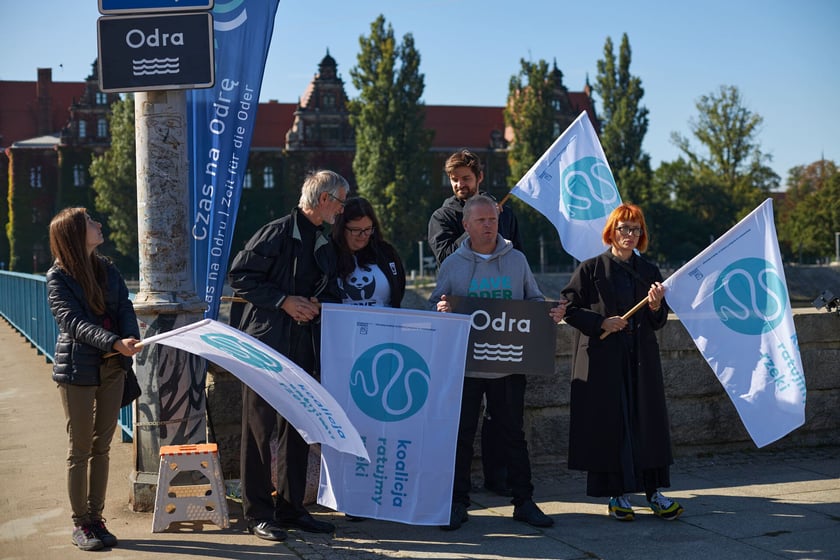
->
[[427, 149, 524, 497], [427, 149, 523, 265]]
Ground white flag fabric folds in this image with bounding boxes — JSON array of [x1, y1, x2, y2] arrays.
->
[[142, 319, 368, 459], [317, 304, 472, 525], [511, 111, 622, 261], [663, 199, 806, 447]]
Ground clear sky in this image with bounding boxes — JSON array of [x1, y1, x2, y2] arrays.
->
[[2, 0, 838, 184]]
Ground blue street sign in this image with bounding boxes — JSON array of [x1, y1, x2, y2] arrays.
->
[[99, 0, 214, 15]]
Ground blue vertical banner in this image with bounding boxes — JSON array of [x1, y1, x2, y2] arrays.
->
[[188, 0, 280, 319]]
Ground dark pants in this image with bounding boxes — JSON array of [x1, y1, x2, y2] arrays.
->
[[240, 325, 316, 522], [452, 374, 533, 507], [480, 401, 509, 489]]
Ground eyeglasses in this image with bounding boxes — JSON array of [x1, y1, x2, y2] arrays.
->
[[346, 226, 375, 238], [616, 225, 644, 237], [327, 192, 347, 207]]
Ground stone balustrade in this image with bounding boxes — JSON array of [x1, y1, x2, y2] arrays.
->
[[206, 309, 840, 478]]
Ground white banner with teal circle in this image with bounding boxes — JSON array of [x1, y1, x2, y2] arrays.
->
[[663, 199, 806, 447], [142, 318, 368, 459], [318, 304, 472, 525], [511, 110, 621, 262]]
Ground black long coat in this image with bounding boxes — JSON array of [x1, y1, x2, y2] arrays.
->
[[561, 251, 673, 473]]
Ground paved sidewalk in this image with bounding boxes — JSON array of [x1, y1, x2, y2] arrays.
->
[[1, 319, 838, 560]]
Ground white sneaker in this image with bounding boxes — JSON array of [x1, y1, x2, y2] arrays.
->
[[649, 491, 684, 520]]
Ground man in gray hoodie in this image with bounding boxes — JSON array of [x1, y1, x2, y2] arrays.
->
[[430, 194, 563, 531]]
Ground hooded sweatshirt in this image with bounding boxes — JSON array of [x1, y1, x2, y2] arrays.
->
[[430, 234, 544, 378]]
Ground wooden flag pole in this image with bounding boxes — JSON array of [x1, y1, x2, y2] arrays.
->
[[599, 297, 651, 340], [496, 192, 512, 210]]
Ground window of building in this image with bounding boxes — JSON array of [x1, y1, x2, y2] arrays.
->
[[78, 120, 87, 138], [323, 93, 336, 108], [263, 166, 275, 189], [492, 168, 507, 187], [243, 169, 252, 189], [30, 166, 42, 188], [96, 92, 108, 105], [553, 121, 561, 138], [73, 164, 86, 187], [321, 124, 339, 141], [551, 98, 561, 111], [97, 118, 108, 137]]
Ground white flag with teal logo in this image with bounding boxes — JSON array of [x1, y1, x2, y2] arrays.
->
[[511, 111, 621, 261], [318, 304, 472, 525], [663, 199, 806, 448], [141, 319, 368, 459]]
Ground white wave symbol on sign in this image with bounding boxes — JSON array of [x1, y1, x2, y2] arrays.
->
[[132, 57, 180, 75], [472, 342, 524, 362]]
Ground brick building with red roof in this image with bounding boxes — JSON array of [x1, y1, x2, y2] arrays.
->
[[0, 54, 597, 272]]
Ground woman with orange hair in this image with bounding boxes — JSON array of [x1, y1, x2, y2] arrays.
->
[[47, 208, 141, 550], [560, 203, 683, 522]]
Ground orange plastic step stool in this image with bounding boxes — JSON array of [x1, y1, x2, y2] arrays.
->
[[152, 443, 230, 532]]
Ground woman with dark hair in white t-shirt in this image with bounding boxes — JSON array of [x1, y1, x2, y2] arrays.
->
[[332, 197, 406, 308]]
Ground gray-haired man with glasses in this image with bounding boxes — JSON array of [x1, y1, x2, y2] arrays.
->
[[229, 169, 348, 541]]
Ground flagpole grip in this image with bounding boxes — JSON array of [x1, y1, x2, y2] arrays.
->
[[599, 297, 650, 340], [103, 340, 146, 359], [497, 192, 511, 210]]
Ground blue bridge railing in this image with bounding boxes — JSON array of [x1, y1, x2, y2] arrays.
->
[[0, 270, 134, 441]]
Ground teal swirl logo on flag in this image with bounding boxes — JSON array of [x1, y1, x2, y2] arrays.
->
[[213, 0, 248, 32], [350, 344, 430, 422], [560, 156, 619, 220], [199, 333, 284, 373], [713, 257, 788, 335]]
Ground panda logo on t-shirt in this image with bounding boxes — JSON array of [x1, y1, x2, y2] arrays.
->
[[343, 265, 375, 301]]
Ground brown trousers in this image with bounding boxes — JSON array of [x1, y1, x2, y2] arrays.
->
[[58, 357, 124, 525]]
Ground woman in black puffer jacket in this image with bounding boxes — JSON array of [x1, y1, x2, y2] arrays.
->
[[46, 207, 141, 552]]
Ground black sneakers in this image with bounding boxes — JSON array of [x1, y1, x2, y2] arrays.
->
[[440, 502, 469, 531], [278, 512, 335, 534], [89, 519, 118, 547], [513, 500, 554, 527], [248, 519, 288, 541], [71, 525, 103, 551]]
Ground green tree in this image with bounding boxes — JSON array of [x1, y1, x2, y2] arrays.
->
[[594, 33, 655, 206], [348, 15, 434, 261], [503, 58, 568, 267], [652, 159, 734, 264], [777, 160, 840, 262], [89, 95, 138, 272], [504, 59, 556, 184], [671, 85, 779, 220]]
